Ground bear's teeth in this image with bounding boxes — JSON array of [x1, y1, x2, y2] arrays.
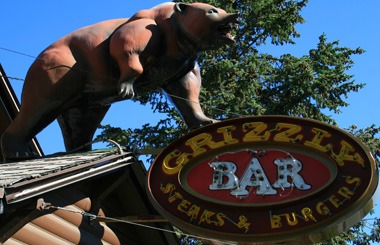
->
[[226, 33, 235, 40]]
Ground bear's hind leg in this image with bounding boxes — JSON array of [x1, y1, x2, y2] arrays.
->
[[58, 105, 110, 152], [1, 58, 83, 161], [1, 100, 66, 161]]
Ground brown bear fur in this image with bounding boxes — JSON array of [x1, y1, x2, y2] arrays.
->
[[1, 2, 237, 160]]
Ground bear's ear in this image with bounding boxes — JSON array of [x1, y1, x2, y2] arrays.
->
[[174, 2, 189, 13]]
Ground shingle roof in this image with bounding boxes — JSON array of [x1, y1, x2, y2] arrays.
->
[[0, 148, 138, 206]]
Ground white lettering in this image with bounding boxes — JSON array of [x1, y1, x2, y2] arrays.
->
[[273, 158, 311, 190], [209, 162, 239, 190], [209, 156, 312, 198], [231, 158, 277, 196]]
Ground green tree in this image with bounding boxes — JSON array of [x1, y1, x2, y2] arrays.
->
[[97, 0, 380, 244]]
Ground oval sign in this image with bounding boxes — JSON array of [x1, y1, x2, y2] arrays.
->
[[147, 116, 379, 243]]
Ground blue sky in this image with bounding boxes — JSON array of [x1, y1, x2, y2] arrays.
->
[[1, 0, 379, 238], [1, 1, 378, 155]]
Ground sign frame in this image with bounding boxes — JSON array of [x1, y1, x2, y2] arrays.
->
[[147, 116, 379, 243]]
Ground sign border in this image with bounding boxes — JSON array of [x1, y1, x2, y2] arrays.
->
[[147, 116, 379, 243]]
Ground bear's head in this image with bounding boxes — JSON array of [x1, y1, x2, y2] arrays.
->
[[173, 2, 238, 52]]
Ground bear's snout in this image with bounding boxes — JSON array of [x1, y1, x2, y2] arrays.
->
[[216, 13, 239, 43]]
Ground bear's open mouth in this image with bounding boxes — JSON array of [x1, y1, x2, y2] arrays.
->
[[217, 23, 235, 41], [217, 22, 237, 42]]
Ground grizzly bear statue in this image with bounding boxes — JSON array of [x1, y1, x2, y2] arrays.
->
[[1, 2, 238, 161]]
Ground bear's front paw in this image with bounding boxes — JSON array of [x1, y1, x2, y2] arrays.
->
[[189, 118, 220, 131], [118, 82, 135, 99]]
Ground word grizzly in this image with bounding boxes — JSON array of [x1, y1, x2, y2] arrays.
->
[[162, 122, 365, 174]]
